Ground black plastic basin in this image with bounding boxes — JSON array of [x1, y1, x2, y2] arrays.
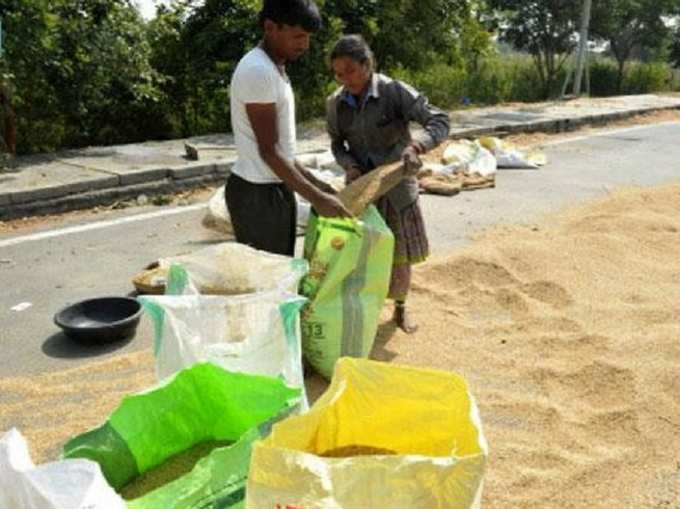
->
[[54, 297, 143, 344]]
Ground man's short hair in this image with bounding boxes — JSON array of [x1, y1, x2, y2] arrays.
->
[[259, 0, 322, 32]]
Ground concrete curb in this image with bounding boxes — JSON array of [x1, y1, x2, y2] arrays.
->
[[1, 102, 679, 221], [1, 165, 228, 220], [449, 104, 680, 139]]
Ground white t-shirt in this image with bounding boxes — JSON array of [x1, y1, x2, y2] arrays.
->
[[230, 47, 296, 184]]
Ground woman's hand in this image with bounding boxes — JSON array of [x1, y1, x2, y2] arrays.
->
[[402, 145, 423, 176]]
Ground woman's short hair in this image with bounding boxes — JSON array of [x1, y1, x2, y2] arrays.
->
[[330, 34, 375, 70], [259, 0, 322, 32]]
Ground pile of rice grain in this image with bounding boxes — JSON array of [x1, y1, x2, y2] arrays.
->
[[120, 440, 233, 500], [0, 351, 155, 463], [373, 182, 680, 508], [320, 445, 396, 458]]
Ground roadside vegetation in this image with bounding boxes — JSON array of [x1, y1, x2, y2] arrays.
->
[[1, 0, 679, 155]]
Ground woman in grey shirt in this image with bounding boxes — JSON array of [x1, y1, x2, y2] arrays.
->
[[326, 35, 450, 333]]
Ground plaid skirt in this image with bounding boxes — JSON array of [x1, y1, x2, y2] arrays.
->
[[377, 197, 430, 267]]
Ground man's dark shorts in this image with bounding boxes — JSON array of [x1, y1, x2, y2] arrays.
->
[[224, 173, 297, 256]]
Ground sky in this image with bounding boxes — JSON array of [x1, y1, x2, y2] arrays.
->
[[134, 0, 172, 20]]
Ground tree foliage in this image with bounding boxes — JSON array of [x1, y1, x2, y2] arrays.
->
[[487, 0, 581, 98], [672, 26, 680, 68], [1, 0, 162, 152], [590, 0, 676, 90], [326, 0, 482, 70], [1, 0, 676, 156], [0, 0, 493, 153]]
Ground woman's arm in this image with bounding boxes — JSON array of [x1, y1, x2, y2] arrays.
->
[[394, 81, 450, 152], [326, 95, 362, 178]]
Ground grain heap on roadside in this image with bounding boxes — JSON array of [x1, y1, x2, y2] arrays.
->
[[373, 182, 680, 508]]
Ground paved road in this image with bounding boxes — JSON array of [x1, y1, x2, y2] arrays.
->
[[1, 122, 679, 378]]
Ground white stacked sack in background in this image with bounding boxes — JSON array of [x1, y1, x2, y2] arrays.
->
[[202, 151, 344, 236], [479, 136, 547, 169], [440, 140, 498, 177]]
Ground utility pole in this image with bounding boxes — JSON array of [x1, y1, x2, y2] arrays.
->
[[573, 0, 592, 96]]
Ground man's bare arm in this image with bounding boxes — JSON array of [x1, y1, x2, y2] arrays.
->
[[294, 161, 337, 195], [246, 103, 350, 217]]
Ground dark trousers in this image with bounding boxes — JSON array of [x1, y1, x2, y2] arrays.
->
[[224, 173, 297, 256]]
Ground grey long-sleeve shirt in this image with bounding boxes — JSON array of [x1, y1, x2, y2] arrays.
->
[[326, 73, 450, 210]]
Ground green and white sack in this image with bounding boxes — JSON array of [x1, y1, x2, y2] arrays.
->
[[300, 205, 394, 379], [63, 363, 300, 509]]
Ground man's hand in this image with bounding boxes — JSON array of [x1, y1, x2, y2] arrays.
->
[[315, 180, 337, 195], [311, 193, 353, 219], [345, 165, 362, 185], [402, 145, 423, 176]]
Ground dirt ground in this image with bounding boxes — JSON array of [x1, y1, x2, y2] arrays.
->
[[504, 108, 680, 148], [425, 108, 680, 163]]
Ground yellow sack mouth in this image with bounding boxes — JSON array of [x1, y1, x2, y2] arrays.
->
[[247, 358, 488, 509]]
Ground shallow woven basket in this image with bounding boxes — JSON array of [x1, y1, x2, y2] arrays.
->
[[132, 266, 168, 295]]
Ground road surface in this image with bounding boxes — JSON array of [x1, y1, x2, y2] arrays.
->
[[1, 122, 679, 377]]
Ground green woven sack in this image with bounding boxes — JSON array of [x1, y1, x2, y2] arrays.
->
[[63, 363, 300, 508], [300, 205, 394, 380]]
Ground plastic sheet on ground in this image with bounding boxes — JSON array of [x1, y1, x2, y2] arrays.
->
[[419, 140, 497, 196], [201, 185, 233, 235], [440, 140, 497, 177]]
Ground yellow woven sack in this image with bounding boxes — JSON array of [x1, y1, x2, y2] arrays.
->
[[246, 358, 488, 509]]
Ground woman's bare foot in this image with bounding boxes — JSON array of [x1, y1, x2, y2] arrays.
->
[[394, 303, 418, 334]]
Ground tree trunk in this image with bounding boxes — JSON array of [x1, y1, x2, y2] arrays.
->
[[616, 58, 626, 94], [533, 52, 548, 99], [546, 48, 558, 99], [610, 29, 635, 94], [0, 85, 17, 156]]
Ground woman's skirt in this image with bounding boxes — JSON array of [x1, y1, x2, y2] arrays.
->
[[377, 197, 429, 300]]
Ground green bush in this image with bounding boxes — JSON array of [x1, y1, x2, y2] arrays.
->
[[588, 58, 671, 96], [671, 69, 680, 91], [589, 59, 620, 96], [3, 0, 678, 157], [383, 55, 676, 112], [504, 57, 555, 102], [392, 54, 565, 108], [465, 58, 514, 104], [624, 62, 671, 94], [390, 63, 467, 110]]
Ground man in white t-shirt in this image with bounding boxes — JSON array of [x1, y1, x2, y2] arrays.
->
[[227, 0, 351, 256]]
